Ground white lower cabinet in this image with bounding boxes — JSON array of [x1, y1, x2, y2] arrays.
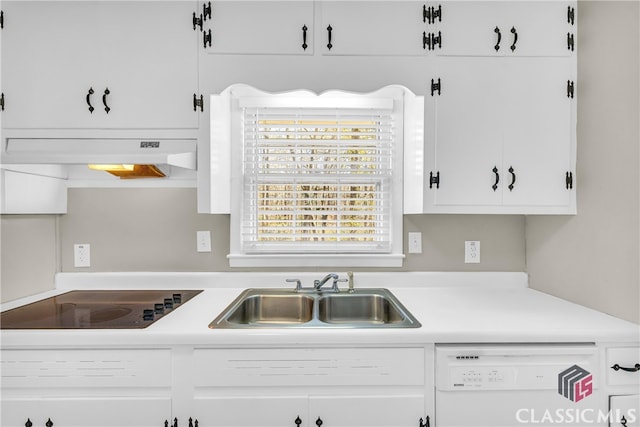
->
[[188, 347, 431, 427], [609, 395, 640, 427], [2, 397, 171, 427], [0, 349, 173, 427]]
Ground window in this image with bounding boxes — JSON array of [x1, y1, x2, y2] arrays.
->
[[210, 85, 424, 267]]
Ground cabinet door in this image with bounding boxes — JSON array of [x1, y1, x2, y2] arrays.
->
[[437, 2, 576, 57], [203, 1, 313, 55], [193, 396, 309, 427], [610, 395, 640, 427], [1, 1, 96, 128], [1, 1, 198, 129], [92, 1, 199, 129], [428, 57, 503, 209], [0, 397, 171, 427], [502, 58, 574, 209], [309, 395, 425, 427], [319, 2, 427, 55]]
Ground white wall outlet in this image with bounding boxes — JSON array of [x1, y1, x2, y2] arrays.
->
[[197, 230, 212, 253], [74, 243, 91, 267], [408, 232, 422, 254], [465, 240, 480, 263]]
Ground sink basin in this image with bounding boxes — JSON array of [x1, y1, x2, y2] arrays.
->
[[317, 293, 407, 325], [226, 293, 314, 325], [209, 288, 420, 329]]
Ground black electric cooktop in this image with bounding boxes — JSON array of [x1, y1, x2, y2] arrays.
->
[[0, 290, 202, 329]]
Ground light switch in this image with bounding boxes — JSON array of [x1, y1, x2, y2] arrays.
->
[[197, 231, 212, 253], [408, 232, 422, 254]]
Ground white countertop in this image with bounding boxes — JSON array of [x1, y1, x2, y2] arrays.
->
[[1, 272, 638, 348]]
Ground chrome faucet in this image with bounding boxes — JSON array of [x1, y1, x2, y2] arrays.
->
[[314, 273, 340, 291]]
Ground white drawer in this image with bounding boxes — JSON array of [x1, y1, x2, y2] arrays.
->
[[1, 349, 172, 389], [607, 347, 640, 386], [194, 347, 425, 387]]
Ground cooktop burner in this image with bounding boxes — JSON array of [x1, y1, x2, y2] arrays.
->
[[0, 290, 202, 329]]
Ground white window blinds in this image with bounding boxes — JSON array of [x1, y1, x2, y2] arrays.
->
[[241, 106, 395, 253]]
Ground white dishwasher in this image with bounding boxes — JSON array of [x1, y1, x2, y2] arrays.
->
[[435, 344, 608, 427]]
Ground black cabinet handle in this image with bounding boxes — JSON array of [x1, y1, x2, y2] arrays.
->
[[102, 88, 110, 113], [295, 416, 302, 427], [508, 166, 516, 191], [203, 2, 211, 21], [492, 166, 500, 191], [189, 417, 199, 427], [302, 25, 308, 50], [45, 419, 54, 427], [494, 26, 501, 51], [326, 25, 333, 50], [86, 87, 95, 113], [510, 27, 518, 52], [316, 417, 323, 427], [611, 363, 640, 372], [24, 419, 32, 427], [0, 92, 4, 111], [193, 93, 204, 112], [420, 416, 430, 427]]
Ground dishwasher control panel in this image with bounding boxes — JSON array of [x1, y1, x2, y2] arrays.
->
[[436, 344, 598, 391]]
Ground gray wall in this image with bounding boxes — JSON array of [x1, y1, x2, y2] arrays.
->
[[1, 2, 638, 324], [526, 2, 640, 324]]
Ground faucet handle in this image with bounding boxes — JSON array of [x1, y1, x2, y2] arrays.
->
[[286, 279, 302, 291], [332, 278, 348, 292]]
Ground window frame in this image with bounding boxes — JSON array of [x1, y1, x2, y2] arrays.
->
[[210, 84, 424, 268]]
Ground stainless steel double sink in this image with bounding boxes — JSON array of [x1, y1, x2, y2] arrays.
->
[[209, 288, 421, 329]]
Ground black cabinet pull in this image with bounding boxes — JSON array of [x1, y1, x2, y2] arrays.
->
[[86, 87, 95, 113], [295, 416, 302, 427], [326, 25, 333, 50], [492, 166, 500, 191], [611, 363, 640, 372], [510, 27, 518, 52], [203, 2, 211, 21], [420, 416, 430, 427], [621, 415, 629, 426], [567, 33, 575, 51], [302, 25, 308, 50], [189, 417, 199, 427], [102, 88, 110, 113], [203, 29, 212, 48], [494, 26, 501, 51], [0, 92, 4, 111], [1, 10, 3, 29], [316, 417, 323, 427], [45, 419, 54, 427], [423, 5, 428, 23], [508, 166, 516, 191], [24, 419, 32, 427]]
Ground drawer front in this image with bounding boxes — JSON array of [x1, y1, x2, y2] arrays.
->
[[607, 347, 640, 386], [1, 349, 172, 389], [194, 347, 425, 387]]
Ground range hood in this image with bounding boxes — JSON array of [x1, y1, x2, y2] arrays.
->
[[1, 138, 196, 170]]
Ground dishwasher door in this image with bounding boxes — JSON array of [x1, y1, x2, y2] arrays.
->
[[435, 344, 607, 427]]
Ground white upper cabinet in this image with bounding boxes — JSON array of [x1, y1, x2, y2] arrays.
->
[[319, 1, 430, 55], [201, 1, 314, 55], [1, 1, 198, 129], [435, 1, 577, 57], [425, 56, 576, 214]]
